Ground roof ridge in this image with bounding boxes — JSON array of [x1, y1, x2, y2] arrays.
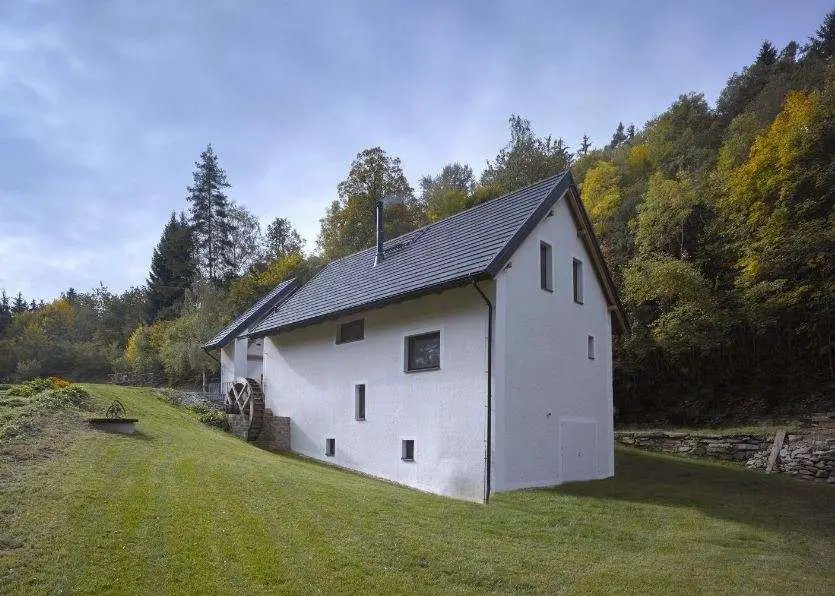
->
[[316, 171, 568, 270]]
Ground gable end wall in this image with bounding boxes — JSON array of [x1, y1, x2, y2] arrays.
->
[[493, 192, 615, 491]]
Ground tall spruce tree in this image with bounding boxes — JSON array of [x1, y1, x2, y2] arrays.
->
[[608, 122, 627, 149], [11, 292, 27, 314], [808, 9, 835, 58], [187, 144, 234, 281], [0, 290, 11, 334], [147, 212, 197, 322]]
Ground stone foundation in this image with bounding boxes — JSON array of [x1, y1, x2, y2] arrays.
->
[[228, 414, 251, 440], [616, 430, 834, 484], [255, 413, 291, 452], [227, 411, 290, 452]]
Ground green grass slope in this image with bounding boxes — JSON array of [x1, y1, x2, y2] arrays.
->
[[1, 384, 833, 594]]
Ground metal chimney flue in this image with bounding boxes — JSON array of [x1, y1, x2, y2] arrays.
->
[[375, 199, 385, 266], [375, 195, 404, 266]]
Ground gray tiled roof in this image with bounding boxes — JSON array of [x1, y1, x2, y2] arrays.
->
[[248, 172, 574, 336], [203, 278, 296, 349]]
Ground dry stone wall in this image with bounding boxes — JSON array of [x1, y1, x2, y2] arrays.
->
[[616, 430, 834, 484]]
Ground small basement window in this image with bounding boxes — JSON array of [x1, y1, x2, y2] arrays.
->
[[540, 241, 553, 291], [337, 319, 364, 344], [401, 439, 415, 461], [355, 384, 366, 421], [325, 438, 335, 457], [406, 331, 440, 372], [573, 258, 584, 304], [587, 335, 596, 360]]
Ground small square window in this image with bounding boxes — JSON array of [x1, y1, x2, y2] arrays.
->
[[337, 319, 364, 344], [355, 384, 366, 421], [406, 331, 440, 372], [325, 438, 335, 457], [573, 258, 584, 304], [587, 335, 596, 360], [540, 241, 553, 291], [401, 439, 415, 461]]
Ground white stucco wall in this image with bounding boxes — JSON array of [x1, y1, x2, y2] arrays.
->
[[220, 338, 263, 388], [220, 344, 235, 388], [262, 285, 491, 501], [246, 338, 264, 383], [492, 192, 615, 492]]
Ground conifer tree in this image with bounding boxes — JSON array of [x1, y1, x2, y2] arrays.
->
[[579, 134, 592, 155], [0, 290, 11, 334], [11, 292, 27, 314], [807, 9, 835, 58], [608, 122, 627, 149], [147, 212, 197, 322], [187, 144, 234, 281]]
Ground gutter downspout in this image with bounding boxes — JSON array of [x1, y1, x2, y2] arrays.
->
[[473, 281, 493, 504]]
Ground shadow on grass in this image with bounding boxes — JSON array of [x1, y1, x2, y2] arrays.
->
[[550, 448, 835, 539], [86, 428, 154, 442]]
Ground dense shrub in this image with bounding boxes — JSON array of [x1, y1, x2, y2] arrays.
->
[[187, 402, 229, 431], [42, 386, 92, 409]]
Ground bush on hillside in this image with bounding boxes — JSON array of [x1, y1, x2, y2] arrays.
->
[[187, 402, 229, 431]]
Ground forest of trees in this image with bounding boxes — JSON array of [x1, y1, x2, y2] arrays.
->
[[1, 11, 833, 424]]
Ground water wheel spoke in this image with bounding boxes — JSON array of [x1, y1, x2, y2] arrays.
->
[[226, 377, 265, 441]]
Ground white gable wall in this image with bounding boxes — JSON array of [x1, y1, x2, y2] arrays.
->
[[262, 284, 491, 502], [492, 192, 614, 492]]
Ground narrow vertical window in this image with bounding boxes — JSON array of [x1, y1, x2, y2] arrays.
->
[[325, 438, 335, 457], [540, 241, 553, 291], [587, 335, 596, 360], [573, 258, 584, 304], [401, 439, 415, 461], [355, 384, 366, 421]]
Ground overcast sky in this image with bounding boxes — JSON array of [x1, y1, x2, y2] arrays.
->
[[1, 0, 831, 301]]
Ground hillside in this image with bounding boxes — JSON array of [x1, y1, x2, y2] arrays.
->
[[1, 384, 833, 593]]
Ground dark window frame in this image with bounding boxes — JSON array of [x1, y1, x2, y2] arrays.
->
[[587, 335, 596, 360], [325, 437, 335, 457], [540, 241, 553, 292], [336, 319, 365, 344], [355, 384, 366, 421], [405, 331, 441, 372], [401, 439, 415, 461], [573, 258, 584, 304]]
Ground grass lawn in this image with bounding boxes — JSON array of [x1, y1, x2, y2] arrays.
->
[[1, 384, 833, 594]]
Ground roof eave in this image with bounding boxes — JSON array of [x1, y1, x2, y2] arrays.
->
[[201, 279, 297, 349], [247, 272, 492, 339]]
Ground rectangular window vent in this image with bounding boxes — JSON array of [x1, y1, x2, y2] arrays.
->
[[355, 384, 366, 421], [540, 241, 553, 291], [401, 439, 415, 461], [573, 258, 584, 304], [337, 319, 364, 344], [325, 438, 335, 457], [588, 335, 596, 360]]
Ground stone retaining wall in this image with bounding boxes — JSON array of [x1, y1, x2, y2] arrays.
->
[[255, 414, 291, 453], [228, 414, 250, 440], [616, 430, 834, 484], [227, 412, 291, 453]]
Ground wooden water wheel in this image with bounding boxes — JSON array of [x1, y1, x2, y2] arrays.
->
[[225, 377, 265, 440]]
